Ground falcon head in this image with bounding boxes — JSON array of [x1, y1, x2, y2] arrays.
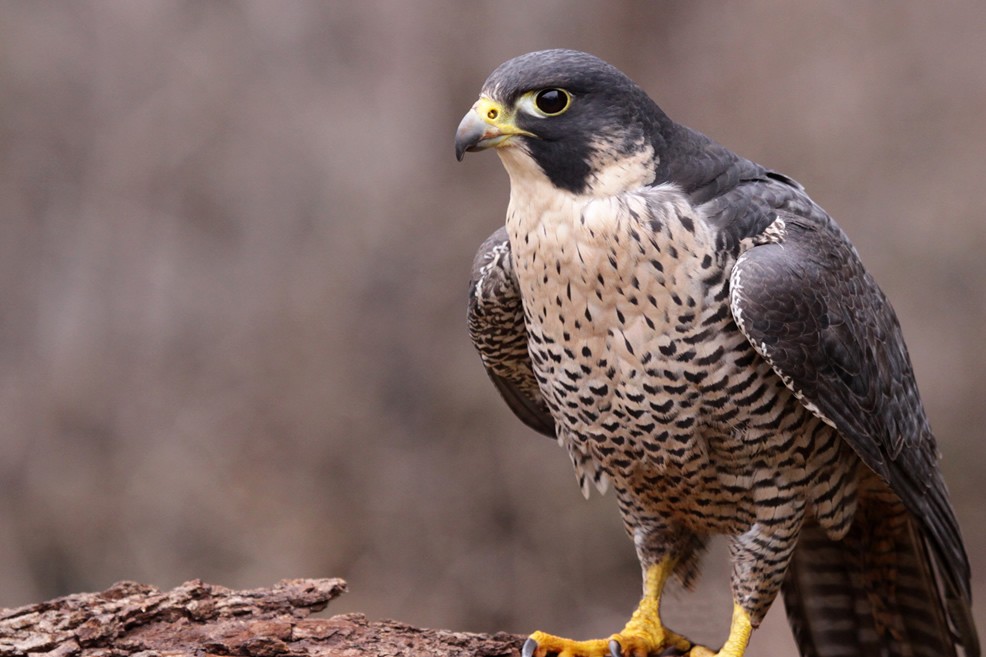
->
[[455, 49, 673, 196]]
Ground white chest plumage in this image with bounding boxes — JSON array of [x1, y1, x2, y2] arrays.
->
[[502, 161, 720, 474], [497, 146, 856, 544]]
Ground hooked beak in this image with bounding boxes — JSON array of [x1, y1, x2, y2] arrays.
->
[[455, 98, 534, 161]]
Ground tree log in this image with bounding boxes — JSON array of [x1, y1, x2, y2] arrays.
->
[[0, 579, 524, 657]]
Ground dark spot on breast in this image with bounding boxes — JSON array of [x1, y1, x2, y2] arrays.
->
[[674, 416, 695, 429], [695, 345, 725, 366], [683, 369, 707, 384], [649, 398, 674, 413], [589, 383, 609, 396]]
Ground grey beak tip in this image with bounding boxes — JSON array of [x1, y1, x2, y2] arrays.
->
[[455, 110, 487, 162]]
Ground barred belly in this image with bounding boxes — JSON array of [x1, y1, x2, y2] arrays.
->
[[506, 182, 860, 592]]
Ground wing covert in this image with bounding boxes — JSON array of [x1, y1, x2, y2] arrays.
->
[[729, 209, 971, 605], [468, 227, 555, 438]]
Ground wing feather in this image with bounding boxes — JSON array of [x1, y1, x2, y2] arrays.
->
[[729, 208, 976, 655], [468, 227, 555, 438]]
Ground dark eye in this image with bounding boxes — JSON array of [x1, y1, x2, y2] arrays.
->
[[535, 88, 571, 115]]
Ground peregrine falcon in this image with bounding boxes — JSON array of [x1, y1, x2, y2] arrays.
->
[[456, 50, 979, 657]]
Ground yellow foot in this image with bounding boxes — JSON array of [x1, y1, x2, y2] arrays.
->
[[685, 646, 717, 657], [684, 645, 741, 657], [610, 626, 693, 657], [681, 603, 753, 657], [522, 632, 610, 657], [522, 628, 694, 657]]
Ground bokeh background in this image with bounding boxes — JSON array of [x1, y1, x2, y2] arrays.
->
[[1, 2, 983, 653]]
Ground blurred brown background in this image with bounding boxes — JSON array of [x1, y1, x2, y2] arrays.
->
[[0, 2, 983, 653]]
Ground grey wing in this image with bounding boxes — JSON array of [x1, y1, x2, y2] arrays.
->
[[729, 209, 977, 654], [468, 227, 555, 438]]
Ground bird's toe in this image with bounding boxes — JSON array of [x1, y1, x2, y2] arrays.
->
[[608, 632, 693, 657], [522, 631, 612, 657]]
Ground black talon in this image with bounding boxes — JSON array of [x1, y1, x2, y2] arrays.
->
[[609, 638, 623, 657], [522, 637, 538, 657]]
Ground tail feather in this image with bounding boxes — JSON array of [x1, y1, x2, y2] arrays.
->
[[783, 520, 883, 657], [783, 513, 977, 657]]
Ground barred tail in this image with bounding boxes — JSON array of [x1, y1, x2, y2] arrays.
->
[[782, 513, 978, 657]]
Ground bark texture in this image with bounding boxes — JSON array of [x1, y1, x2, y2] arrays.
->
[[0, 579, 524, 657]]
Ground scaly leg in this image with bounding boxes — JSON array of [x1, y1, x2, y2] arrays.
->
[[687, 603, 752, 657], [522, 557, 693, 657], [687, 497, 803, 657]]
